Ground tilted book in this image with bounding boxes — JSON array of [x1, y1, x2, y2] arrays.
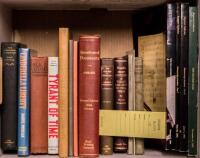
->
[[18, 48, 30, 156], [1, 42, 23, 151], [179, 3, 189, 152], [30, 57, 48, 154], [188, 7, 198, 156], [58, 28, 69, 157], [48, 57, 59, 154], [79, 35, 100, 157], [166, 3, 177, 150], [114, 57, 128, 153], [100, 58, 114, 155]]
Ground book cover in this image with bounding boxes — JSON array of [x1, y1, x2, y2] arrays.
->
[[58, 28, 69, 157], [134, 57, 144, 155], [1, 42, 21, 151], [127, 51, 135, 155], [48, 57, 59, 154], [79, 35, 100, 157], [179, 3, 189, 152], [0, 57, 2, 105], [166, 3, 177, 150], [100, 58, 114, 155], [73, 41, 78, 157], [114, 57, 128, 153], [188, 6, 198, 156], [68, 40, 74, 156], [18, 48, 30, 156], [30, 57, 48, 154]]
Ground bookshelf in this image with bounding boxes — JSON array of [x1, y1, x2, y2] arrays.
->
[[0, 0, 198, 158]]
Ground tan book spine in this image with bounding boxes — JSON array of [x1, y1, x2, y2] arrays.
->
[[0, 57, 2, 104], [59, 28, 69, 158], [134, 57, 144, 155]]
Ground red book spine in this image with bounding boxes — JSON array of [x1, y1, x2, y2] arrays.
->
[[79, 35, 100, 157]]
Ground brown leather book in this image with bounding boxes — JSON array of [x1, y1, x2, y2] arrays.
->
[[0, 57, 2, 105], [59, 28, 69, 158], [114, 57, 128, 153], [79, 35, 100, 157], [30, 57, 48, 154], [73, 41, 78, 157], [100, 58, 114, 155]]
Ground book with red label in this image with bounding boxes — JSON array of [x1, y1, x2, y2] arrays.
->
[[30, 57, 48, 154], [48, 57, 59, 154], [79, 35, 100, 157]]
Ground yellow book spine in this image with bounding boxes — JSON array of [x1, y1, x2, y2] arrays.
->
[[59, 28, 69, 158]]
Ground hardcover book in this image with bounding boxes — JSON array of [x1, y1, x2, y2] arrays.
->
[[0, 57, 2, 105], [30, 57, 48, 154], [18, 48, 30, 156], [68, 40, 74, 156], [188, 7, 198, 156], [59, 28, 69, 157], [179, 3, 189, 152], [1, 42, 21, 151], [100, 58, 114, 155], [114, 57, 128, 153], [79, 35, 101, 157], [48, 57, 59, 154], [166, 3, 177, 150], [73, 41, 78, 157]]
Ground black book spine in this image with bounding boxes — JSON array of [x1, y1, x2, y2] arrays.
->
[[179, 3, 189, 152], [166, 3, 177, 150], [1, 43, 19, 151], [175, 2, 181, 151]]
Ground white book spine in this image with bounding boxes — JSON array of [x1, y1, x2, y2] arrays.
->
[[48, 57, 59, 154]]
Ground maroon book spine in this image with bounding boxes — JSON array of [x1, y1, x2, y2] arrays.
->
[[114, 57, 128, 153], [79, 35, 100, 157]]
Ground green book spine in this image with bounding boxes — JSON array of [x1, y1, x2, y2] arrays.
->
[[188, 6, 198, 156]]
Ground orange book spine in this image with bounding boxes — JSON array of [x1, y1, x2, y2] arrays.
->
[[58, 28, 69, 157]]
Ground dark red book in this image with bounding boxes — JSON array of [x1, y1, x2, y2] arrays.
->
[[79, 35, 100, 157]]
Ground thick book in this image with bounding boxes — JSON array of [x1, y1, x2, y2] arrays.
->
[[30, 57, 48, 154], [166, 3, 177, 150], [179, 3, 189, 152], [73, 41, 78, 157], [175, 2, 181, 151], [68, 40, 74, 156], [1, 42, 21, 151], [114, 57, 128, 153], [59, 28, 69, 157], [127, 51, 135, 155], [0, 57, 2, 105], [188, 7, 198, 156], [100, 58, 114, 155], [79, 35, 100, 157], [48, 57, 59, 154], [18, 48, 30, 156], [134, 57, 144, 155]]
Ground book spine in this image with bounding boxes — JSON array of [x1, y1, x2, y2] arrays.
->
[[127, 51, 135, 155], [114, 57, 128, 153], [58, 28, 69, 157], [188, 7, 198, 156], [30, 57, 48, 154], [68, 40, 74, 156], [134, 57, 144, 155], [73, 41, 78, 157], [79, 35, 100, 157], [48, 57, 59, 154], [100, 58, 114, 155], [18, 48, 30, 156], [166, 3, 177, 150], [0, 57, 2, 105], [175, 2, 181, 151], [1, 43, 19, 151], [179, 3, 189, 152]]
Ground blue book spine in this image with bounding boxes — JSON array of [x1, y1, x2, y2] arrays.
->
[[17, 48, 30, 156]]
